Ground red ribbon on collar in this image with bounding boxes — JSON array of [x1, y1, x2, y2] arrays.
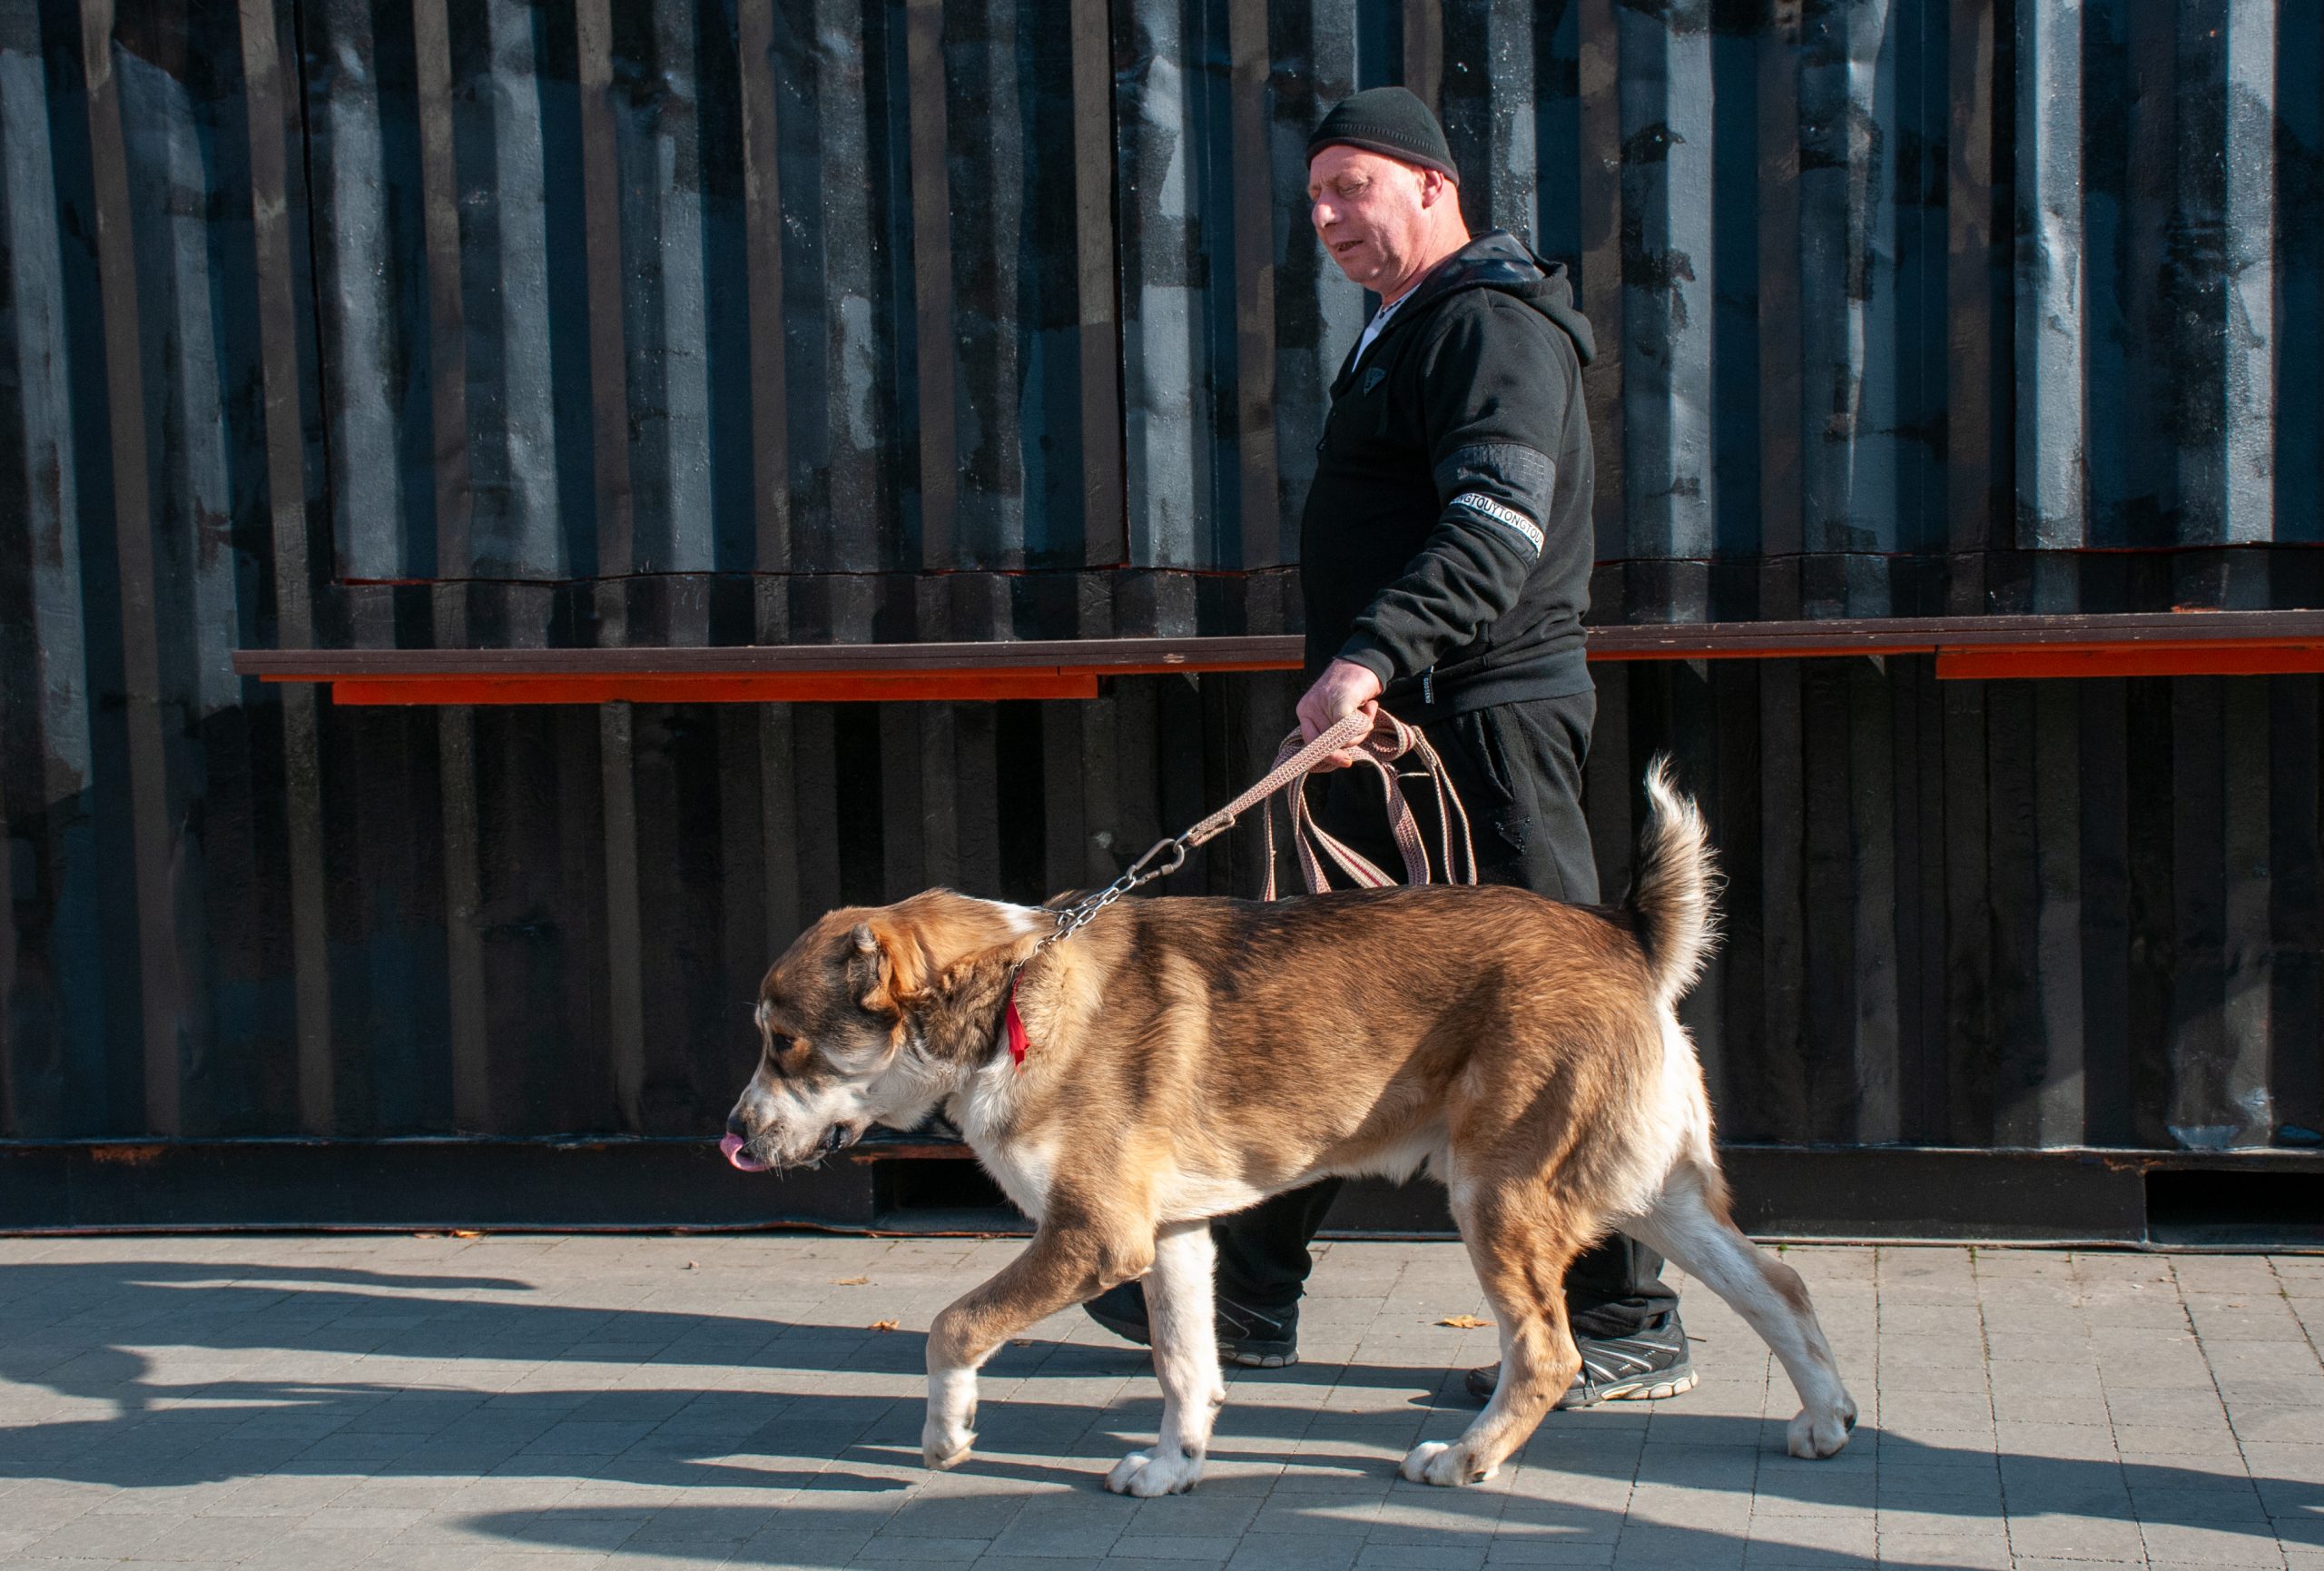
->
[[1005, 975, 1031, 1068]]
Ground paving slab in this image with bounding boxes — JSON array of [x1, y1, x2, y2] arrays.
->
[[1, 1237, 2317, 1568]]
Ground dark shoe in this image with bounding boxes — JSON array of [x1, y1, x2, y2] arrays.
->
[[1462, 1309, 1697, 1407], [1082, 1280, 1302, 1368]]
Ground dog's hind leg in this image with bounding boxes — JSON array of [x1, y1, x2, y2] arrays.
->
[[1403, 1177, 1587, 1487], [1624, 1164, 1857, 1458], [1106, 1220, 1226, 1497]]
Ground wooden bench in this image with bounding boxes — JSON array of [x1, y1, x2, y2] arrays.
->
[[233, 611, 2324, 704]]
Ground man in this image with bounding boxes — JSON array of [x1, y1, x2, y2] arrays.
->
[[1086, 87, 1692, 1408]]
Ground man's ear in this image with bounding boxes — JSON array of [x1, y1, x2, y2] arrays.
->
[[851, 921, 931, 1018]]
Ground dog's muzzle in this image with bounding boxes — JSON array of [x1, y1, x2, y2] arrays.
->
[[720, 1124, 859, 1171]]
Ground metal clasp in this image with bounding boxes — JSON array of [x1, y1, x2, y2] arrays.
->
[[1033, 832, 1192, 954]]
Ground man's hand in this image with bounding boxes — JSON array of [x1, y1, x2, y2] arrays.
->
[[1295, 658, 1386, 766]]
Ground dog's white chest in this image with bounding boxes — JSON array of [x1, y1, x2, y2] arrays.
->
[[973, 1137, 1056, 1221]]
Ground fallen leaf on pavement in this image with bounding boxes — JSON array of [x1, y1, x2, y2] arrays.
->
[[870, 1319, 900, 1332], [832, 1275, 870, 1286], [451, 1230, 482, 1239], [1436, 1314, 1491, 1329]]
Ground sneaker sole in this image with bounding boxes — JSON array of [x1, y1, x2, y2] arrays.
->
[[1560, 1368, 1698, 1409]]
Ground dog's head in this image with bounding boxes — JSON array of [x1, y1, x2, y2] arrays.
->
[[722, 890, 1041, 1171]]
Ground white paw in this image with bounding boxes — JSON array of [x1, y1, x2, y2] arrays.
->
[[922, 1414, 976, 1471], [1104, 1447, 1205, 1497], [1786, 1405, 1855, 1459], [1399, 1439, 1496, 1487]]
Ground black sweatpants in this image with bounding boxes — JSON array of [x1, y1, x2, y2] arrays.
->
[[1211, 688, 1679, 1340]]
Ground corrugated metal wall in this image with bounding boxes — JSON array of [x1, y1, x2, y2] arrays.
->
[[0, 0, 2318, 1151]]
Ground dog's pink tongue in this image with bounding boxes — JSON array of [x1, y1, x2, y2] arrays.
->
[[720, 1132, 770, 1172]]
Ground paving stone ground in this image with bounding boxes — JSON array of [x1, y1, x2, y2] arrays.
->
[[0, 1234, 2318, 1569]]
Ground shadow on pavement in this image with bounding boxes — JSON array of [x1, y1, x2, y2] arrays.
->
[[0, 1257, 2308, 1566]]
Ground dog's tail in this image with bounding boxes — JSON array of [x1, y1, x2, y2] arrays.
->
[[1628, 757, 1721, 1007]]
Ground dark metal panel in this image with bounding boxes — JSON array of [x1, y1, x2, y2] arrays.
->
[[903, 0, 954, 568], [2076, 677, 2135, 1144], [0, 0, 103, 1141], [1611, 0, 1712, 596], [1752, 0, 1802, 614], [44, 0, 2303, 616], [1797, 661, 1856, 1140], [1796, 0, 1908, 590], [1572, 0, 1622, 568], [77, 0, 180, 1135], [605, 0, 722, 630], [1402, 0, 1442, 107], [1846, 658, 1901, 1141], [1752, 661, 1807, 1140], [2166, 678, 2233, 1142], [574, 0, 634, 624], [408, 0, 468, 606], [2219, 677, 2275, 1131], [1944, 0, 2001, 612], [1072, 0, 1127, 568], [777, 0, 904, 576], [737, 0, 792, 590], [2281, 0, 2323, 553], [2269, 678, 2323, 1142], [449, 0, 575, 584], [599, 705, 645, 1129], [2029, 678, 2088, 1142], [438, 706, 489, 1131], [748, 708, 800, 941], [9, 0, 2324, 1179], [236, 0, 334, 1136]]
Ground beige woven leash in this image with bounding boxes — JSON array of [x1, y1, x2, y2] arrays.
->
[[1035, 710, 1478, 955]]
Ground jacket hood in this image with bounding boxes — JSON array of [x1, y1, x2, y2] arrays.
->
[[1385, 230, 1596, 367]]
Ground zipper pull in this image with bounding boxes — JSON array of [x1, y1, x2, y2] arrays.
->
[[1422, 667, 1435, 705]]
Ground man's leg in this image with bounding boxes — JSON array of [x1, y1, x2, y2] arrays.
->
[[1081, 758, 1408, 1368], [1088, 690, 1680, 1380], [1082, 1181, 1342, 1368], [1435, 695, 1693, 1405], [1566, 1234, 1679, 1339], [1212, 1177, 1345, 1308]]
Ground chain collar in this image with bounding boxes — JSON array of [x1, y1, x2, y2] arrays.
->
[[1032, 832, 1190, 955]]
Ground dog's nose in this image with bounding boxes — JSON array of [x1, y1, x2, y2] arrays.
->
[[724, 1112, 750, 1139]]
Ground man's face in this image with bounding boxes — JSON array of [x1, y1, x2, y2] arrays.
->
[[1307, 145, 1438, 295]]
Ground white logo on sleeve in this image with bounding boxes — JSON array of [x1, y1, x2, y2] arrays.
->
[[1452, 492, 1544, 556]]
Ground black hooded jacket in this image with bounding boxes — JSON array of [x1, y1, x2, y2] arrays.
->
[[1299, 230, 1597, 720]]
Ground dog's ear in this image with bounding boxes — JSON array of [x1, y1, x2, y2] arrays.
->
[[850, 921, 931, 1018]]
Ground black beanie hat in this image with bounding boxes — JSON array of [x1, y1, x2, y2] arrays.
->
[[1305, 86, 1459, 183]]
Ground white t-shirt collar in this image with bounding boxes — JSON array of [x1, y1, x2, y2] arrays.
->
[[1351, 290, 1411, 370]]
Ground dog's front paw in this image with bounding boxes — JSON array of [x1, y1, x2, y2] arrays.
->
[[1399, 1439, 1497, 1487], [1785, 1404, 1855, 1459], [922, 1415, 976, 1471], [1105, 1448, 1204, 1497]]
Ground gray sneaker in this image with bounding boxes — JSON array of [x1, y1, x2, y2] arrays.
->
[[1462, 1310, 1697, 1407]]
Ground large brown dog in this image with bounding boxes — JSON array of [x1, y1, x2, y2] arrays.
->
[[723, 765, 1856, 1495]]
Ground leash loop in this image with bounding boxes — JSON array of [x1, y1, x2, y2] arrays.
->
[[1008, 709, 1476, 1066], [1030, 709, 1475, 956]]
